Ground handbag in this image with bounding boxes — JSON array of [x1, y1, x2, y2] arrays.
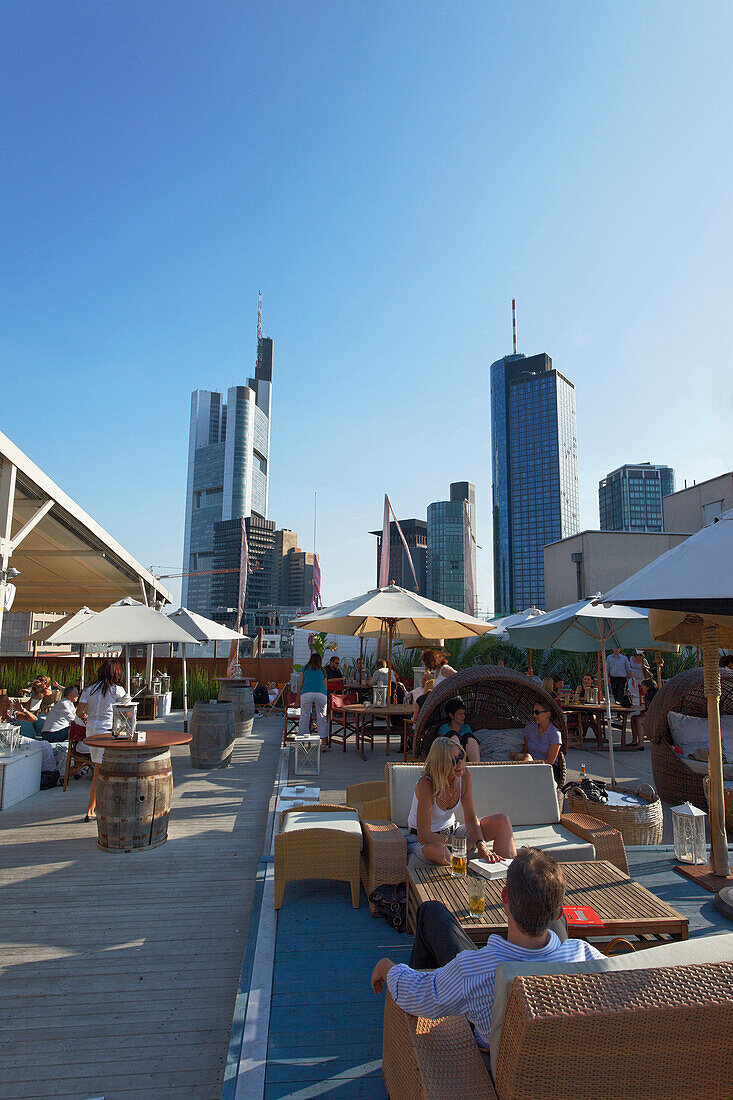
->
[[561, 777, 609, 804], [368, 883, 406, 933]]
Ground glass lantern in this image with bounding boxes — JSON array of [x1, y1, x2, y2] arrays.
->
[[372, 685, 388, 707], [671, 802, 708, 864], [151, 677, 162, 696], [159, 673, 171, 695], [112, 702, 138, 740]]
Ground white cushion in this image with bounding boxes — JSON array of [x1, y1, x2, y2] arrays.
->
[[287, 708, 301, 717], [668, 710, 733, 746], [280, 808, 362, 850], [679, 756, 733, 779], [387, 762, 560, 829], [512, 824, 595, 862], [489, 931, 733, 1076], [475, 728, 526, 762]]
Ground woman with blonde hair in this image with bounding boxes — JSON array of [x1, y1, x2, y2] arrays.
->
[[421, 649, 457, 690], [405, 736, 516, 866]]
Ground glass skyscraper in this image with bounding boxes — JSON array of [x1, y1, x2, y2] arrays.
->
[[181, 333, 273, 618], [599, 463, 674, 532], [491, 352, 579, 614], [427, 482, 476, 613]]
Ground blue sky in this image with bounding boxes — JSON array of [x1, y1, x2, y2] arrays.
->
[[1, 1, 731, 610]]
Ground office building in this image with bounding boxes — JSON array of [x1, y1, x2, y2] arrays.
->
[[427, 482, 476, 613], [490, 352, 579, 614], [181, 325, 273, 618], [662, 471, 733, 533], [543, 530, 689, 610], [370, 519, 428, 595], [599, 463, 674, 532]]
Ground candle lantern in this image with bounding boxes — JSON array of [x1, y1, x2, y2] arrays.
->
[[112, 702, 138, 740], [671, 802, 708, 864], [159, 673, 171, 694], [0, 721, 21, 754], [372, 685, 388, 708], [151, 677, 162, 696]]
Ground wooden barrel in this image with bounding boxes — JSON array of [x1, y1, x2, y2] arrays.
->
[[96, 746, 173, 852], [190, 702, 236, 768], [217, 680, 255, 738]]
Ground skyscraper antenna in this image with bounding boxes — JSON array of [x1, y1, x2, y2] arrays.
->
[[257, 290, 262, 340], [512, 299, 517, 354]]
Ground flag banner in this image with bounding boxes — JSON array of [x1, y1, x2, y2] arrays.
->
[[464, 499, 476, 616], [388, 499, 420, 593], [378, 493, 391, 588], [227, 517, 248, 676], [311, 555, 322, 611]]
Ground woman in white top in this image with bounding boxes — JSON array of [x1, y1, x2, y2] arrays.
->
[[77, 660, 131, 819], [406, 736, 516, 866], [421, 649, 457, 690]]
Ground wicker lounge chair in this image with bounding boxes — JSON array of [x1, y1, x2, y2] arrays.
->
[[413, 666, 568, 789], [646, 667, 733, 810]]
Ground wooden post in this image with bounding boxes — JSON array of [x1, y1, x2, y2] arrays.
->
[[702, 623, 730, 877], [601, 648, 617, 786]]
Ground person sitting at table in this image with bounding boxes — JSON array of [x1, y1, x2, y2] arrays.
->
[[267, 681, 280, 704], [509, 700, 561, 769], [76, 660, 131, 819], [253, 683, 270, 707], [370, 847, 603, 1063], [12, 676, 55, 736], [41, 685, 80, 742], [0, 695, 58, 775], [552, 673, 564, 697], [404, 736, 515, 867], [571, 673, 602, 748], [411, 673, 435, 722], [628, 677, 658, 751], [421, 649, 457, 689], [370, 659, 405, 703], [523, 667, 542, 685], [436, 697, 481, 764], [324, 656, 344, 684]]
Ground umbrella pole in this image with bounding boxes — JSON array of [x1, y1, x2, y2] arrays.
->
[[182, 645, 188, 733], [601, 647, 617, 786], [125, 645, 131, 696], [702, 624, 730, 878], [80, 645, 86, 690], [529, 649, 533, 677], [654, 651, 663, 690], [388, 622, 394, 704]]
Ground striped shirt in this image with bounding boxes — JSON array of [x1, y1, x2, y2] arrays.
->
[[386, 931, 603, 1048]]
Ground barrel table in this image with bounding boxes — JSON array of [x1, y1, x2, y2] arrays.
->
[[189, 701, 236, 768], [216, 678, 255, 738], [84, 732, 191, 853]]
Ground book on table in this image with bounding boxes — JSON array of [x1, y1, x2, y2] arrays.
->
[[468, 857, 513, 880], [563, 905, 603, 926]]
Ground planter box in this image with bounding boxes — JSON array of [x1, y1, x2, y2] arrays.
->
[[0, 743, 43, 809]]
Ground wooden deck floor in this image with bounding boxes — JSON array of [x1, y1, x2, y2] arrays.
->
[[0, 713, 283, 1100]]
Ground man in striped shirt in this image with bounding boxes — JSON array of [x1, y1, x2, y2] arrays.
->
[[371, 848, 603, 1052]]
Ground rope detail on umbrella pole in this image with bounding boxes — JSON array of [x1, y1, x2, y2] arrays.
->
[[702, 622, 730, 878]]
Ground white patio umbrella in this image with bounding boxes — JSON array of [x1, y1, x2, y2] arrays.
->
[[600, 510, 733, 878], [21, 607, 98, 687], [49, 597, 200, 720], [507, 597, 675, 785], [167, 608, 248, 728], [291, 583, 495, 697], [488, 606, 546, 640]]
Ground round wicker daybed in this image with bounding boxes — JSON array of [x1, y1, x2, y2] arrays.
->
[[412, 665, 568, 787], [645, 667, 733, 811]]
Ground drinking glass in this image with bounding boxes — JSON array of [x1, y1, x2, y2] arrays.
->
[[467, 876, 485, 916], [450, 836, 467, 878]]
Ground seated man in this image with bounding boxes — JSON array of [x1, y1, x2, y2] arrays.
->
[[267, 681, 280, 704], [371, 848, 603, 1059], [324, 656, 344, 684], [41, 685, 80, 743]]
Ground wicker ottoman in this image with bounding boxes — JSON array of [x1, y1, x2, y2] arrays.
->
[[274, 804, 362, 909], [703, 777, 733, 832], [567, 782, 664, 845]]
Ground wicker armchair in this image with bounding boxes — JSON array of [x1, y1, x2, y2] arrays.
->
[[413, 666, 568, 789], [646, 668, 733, 810]]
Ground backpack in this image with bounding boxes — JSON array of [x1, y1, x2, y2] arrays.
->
[[561, 777, 609, 804]]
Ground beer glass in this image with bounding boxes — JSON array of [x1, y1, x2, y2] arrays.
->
[[468, 876, 485, 915], [450, 836, 467, 878]]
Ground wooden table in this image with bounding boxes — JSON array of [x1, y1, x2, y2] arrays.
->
[[84, 731, 192, 852], [340, 703, 414, 759], [562, 702, 635, 748], [406, 860, 689, 950]]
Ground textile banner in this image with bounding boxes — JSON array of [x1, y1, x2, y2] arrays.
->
[[378, 493, 391, 588], [311, 555, 321, 611]]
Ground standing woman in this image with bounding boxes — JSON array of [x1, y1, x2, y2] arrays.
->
[[421, 649, 457, 690], [298, 652, 329, 751], [76, 659, 131, 820]]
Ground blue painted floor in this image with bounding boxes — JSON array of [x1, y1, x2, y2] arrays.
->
[[264, 855, 732, 1099]]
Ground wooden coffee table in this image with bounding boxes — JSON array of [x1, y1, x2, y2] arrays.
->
[[407, 860, 689, 950]]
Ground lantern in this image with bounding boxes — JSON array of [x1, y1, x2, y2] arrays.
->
[[159, 673, 171, 695], [671, 802, 708, 864], [112, 702, 138, 740], [151, 677, 162, 696], [0, 721, 21, 754], [372, 685, 388, 707]]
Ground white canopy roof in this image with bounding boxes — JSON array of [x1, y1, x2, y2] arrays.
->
[[0, 430, 172, 612], [167, 607, 248, 642], [49, 598, 200, 646]]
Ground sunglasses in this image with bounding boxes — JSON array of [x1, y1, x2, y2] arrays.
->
[[451, 749, 466, 765], [533, 708, 549, 716]]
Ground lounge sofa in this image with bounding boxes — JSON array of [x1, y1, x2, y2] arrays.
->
[[383, 931, 733, 1099], [361, 762, 628, 909]]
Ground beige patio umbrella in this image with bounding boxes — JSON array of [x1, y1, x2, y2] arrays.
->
[[601, 509, 733, 878], [167, 608, 248, 728], [22, 606, 97, 686], [291, 583, 495, 697]]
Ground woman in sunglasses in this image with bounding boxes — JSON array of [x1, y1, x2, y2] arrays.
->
[[435, 697, 481, 763], [509, 701, 561, 766], [405, 737, 516, 867]]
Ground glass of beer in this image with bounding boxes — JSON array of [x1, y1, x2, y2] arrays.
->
[[450, 836, 467, 878], [468, 876, 485, 916]]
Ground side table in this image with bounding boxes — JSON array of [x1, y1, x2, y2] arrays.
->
[[294, 734, 321, 775]]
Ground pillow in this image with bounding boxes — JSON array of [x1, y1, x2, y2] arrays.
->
[[679, 756, 733, 779], [668, 710, 733, 746], [475, 728, 526, 762]]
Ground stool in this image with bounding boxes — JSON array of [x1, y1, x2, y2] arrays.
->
[[274, 804, 362, 909], [294, 734, 320, 775]]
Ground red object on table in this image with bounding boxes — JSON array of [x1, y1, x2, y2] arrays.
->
[[563, 905, 604, 927]]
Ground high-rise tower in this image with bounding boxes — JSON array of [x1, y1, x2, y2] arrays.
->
[[181, 301, 273, 617], [599, 463, 674, 532], [491, 340, 579, 615]]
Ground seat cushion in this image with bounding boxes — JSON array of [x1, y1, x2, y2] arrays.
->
[[286, 708, 301, 718], [489, 931, 733, 1076], [668, 711, 733, 745], [475, 728, 526, 762], [680, 756, 733, 778], [512, 824, 595, 862], [281, 809, 362, 850]]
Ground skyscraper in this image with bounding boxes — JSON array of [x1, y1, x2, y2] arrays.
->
[[181, 320, 273, 618], [370, 519, 428, 595], [599, 463, 675, 532], [491, 352, 579, 614], [427, 482, 476, 613]]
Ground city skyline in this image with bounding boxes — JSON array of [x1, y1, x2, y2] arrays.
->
[[1, 4, 731, 613]]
